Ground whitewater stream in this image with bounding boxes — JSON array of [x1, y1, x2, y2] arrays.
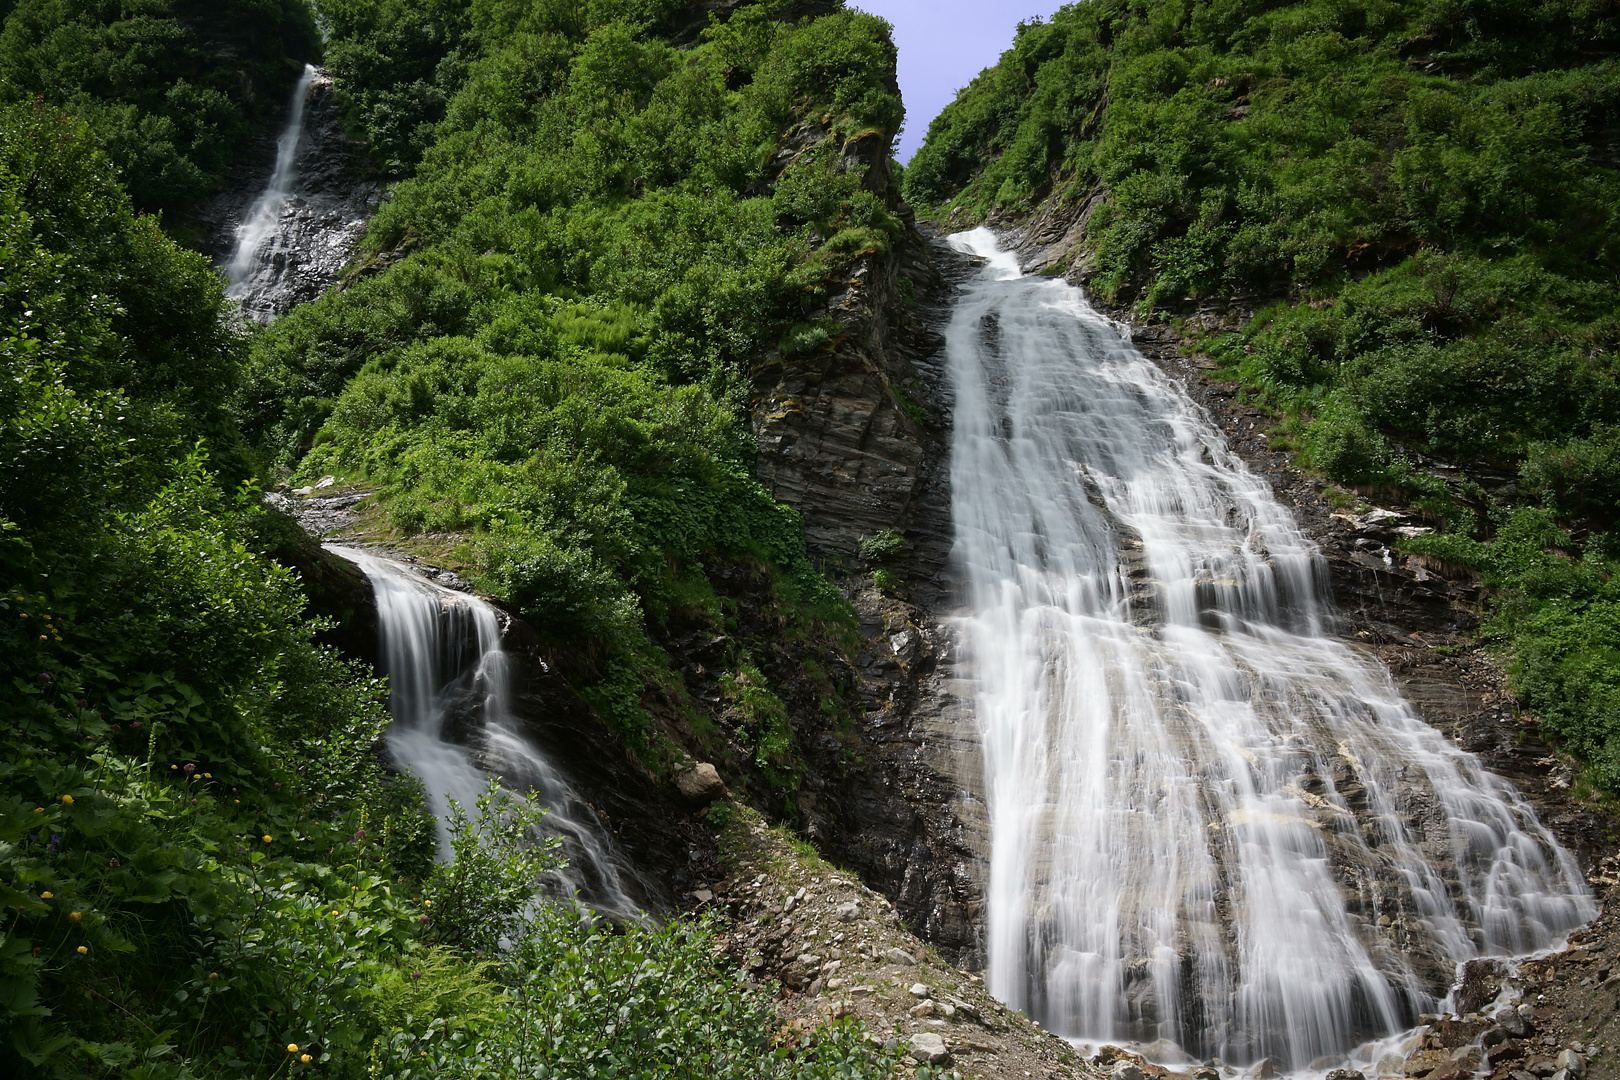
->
[[946, 229, 1594, 1068], [331, 548, 642, 920]]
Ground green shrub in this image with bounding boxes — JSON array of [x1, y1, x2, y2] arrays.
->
[[422, 778, 562, 958], [858, 529, 904, 563]]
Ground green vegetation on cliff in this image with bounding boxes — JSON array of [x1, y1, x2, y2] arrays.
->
[[243, 0, 905, 759], [0, 71, 905, 1079], [0, 0, 321, 215], [905, 0, 1620, 790]]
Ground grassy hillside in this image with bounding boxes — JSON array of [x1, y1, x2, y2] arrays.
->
[[904, 0, 1620, 790]]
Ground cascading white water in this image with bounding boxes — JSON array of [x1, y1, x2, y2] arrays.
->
[[332, 547, 642, 920], [947, 229, 1594, 1068], [224, 63, 316, 316]]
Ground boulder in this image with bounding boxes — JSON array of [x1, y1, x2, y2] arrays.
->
[[674, 762, 725, 805], [1405, 1049, 1450, 1077], [1555, 1051, 1585, 1077], [836, 901, 861, 922], [908, 1032, 951, 1065], [882, 946, 917, 966], [1496, 1009, 1531, 1038], [1111, 1063, 1146, 1080]]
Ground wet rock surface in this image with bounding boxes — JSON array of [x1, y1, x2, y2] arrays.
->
[[1122, 323, 1618, 881], [1377, 885, 1620, 1080], [189, 69, 383, 320]]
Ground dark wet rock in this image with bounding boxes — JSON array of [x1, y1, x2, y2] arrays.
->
[[262, 494, 376, 664], [1426, 1018, 1491, 1050], [1499, 1007, 1533, 1038], [190, 68, 383, 320]]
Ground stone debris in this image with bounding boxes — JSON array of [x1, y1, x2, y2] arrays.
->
[[674, 762, 726, 805], [707, 805, 1097, 1080], [909, 1032, 952, 1065]]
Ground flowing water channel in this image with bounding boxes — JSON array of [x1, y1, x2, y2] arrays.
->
[[331, 547, 642, 920], [224, 64, 316, 317], [946, 229, 1595, 1067]]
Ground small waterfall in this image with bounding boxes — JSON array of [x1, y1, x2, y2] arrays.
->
[[217, 65, 380, 321], [947, 229, 1594, 1068], [332, 547, 643, 920], [225, 64, 317, 312]]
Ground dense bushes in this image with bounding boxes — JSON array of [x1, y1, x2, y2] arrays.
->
[[0, 0, 320, 215], [245, 1, 901, 655]]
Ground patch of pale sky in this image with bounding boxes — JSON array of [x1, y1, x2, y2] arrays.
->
[[852, 1, 1061, 163]]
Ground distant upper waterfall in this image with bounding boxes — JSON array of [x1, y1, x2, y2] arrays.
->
[[225, 64, 316, 313], [332, 548, 643, 920], [945, 229, 1593, 1069]]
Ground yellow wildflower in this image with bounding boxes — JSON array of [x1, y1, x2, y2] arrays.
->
[[40, 891, 52, 900], [68, 911, 81, 922], [287, 1044, 299, 1054], [301, 1054, 312, 1063], [263, 835, 273, 843], [60, 794, 73, 805], [76, 946, 87, 955]]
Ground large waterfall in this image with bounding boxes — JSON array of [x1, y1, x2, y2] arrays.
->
[[333, 548, 642, 920], [946, 229, 1594, 1067]]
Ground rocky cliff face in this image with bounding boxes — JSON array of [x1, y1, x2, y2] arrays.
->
[[191, 69, 383, 320]]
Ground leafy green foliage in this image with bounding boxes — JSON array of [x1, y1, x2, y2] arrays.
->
[[377, 911, 902, 1080], [4, 10, 910, 1075], [719, 661, 795, 787], [421, 777, 561, 958], [858, 528, 904, 562], [1405, 508, 1620, 789], [243, 5, 897, 738], [315, 0, 473, 175], [0, 0, 321, 214]]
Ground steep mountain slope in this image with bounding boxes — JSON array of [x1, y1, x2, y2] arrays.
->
[[0, 1, 978, 1075], [903, 0, 1620, 791]]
